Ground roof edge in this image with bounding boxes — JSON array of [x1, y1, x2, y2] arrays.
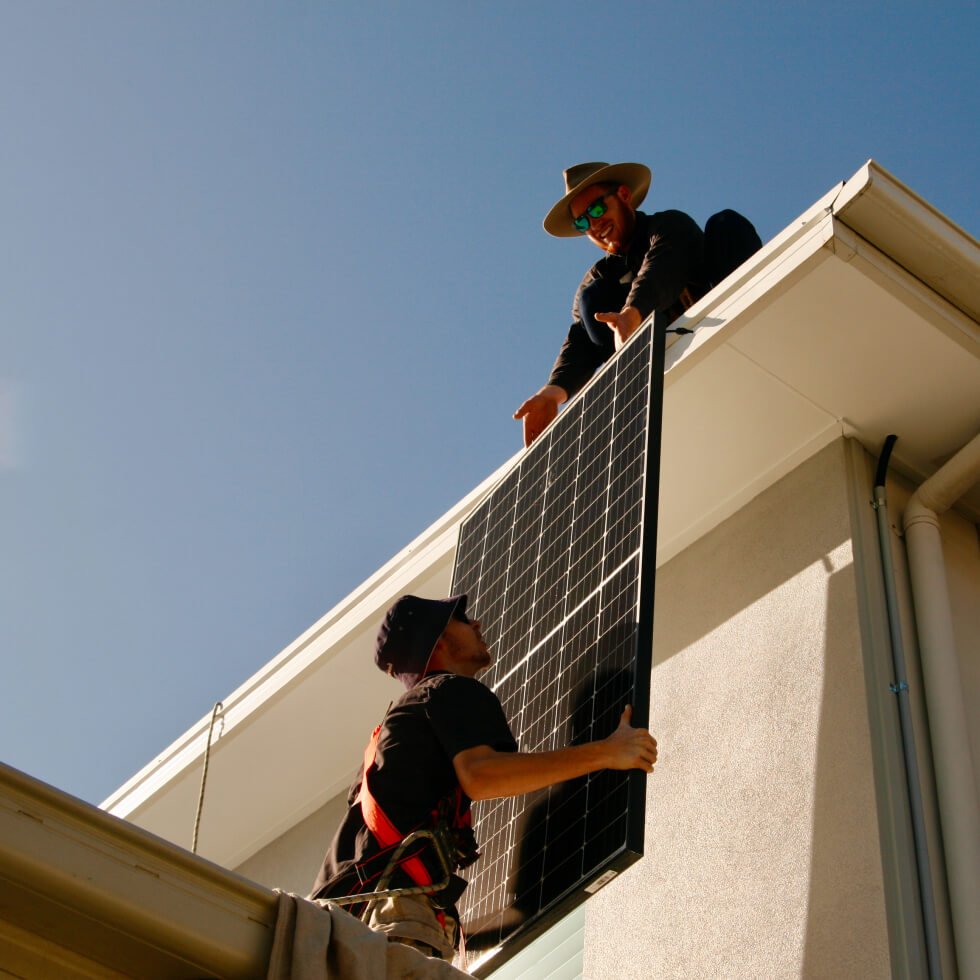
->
[[833, 159, 980, 322], [1, 761, 275, 978]]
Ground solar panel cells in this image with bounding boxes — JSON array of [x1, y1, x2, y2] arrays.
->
[[451, 326, 663, 966]]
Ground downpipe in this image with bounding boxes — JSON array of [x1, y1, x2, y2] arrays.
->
[[873, 435, 942, 980], [903, 431, 980, 980]]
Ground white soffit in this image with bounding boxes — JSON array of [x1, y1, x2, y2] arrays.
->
[[658, 159, 980, 562], [103, 457, 517, 867], [104, 161, 980, 871]]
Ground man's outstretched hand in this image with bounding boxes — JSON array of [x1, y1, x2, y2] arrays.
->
[[594, 306, 643, 350], [603, 705, 658, 772], [513, 384, 567, 447]]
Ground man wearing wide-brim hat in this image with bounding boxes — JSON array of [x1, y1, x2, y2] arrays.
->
[[514, 161, 708, 447]]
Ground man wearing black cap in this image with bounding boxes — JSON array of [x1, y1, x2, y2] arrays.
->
[[309, 594, 657, 961], [514, 161, 708, 447]]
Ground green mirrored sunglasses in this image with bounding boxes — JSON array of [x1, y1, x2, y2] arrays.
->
[[572, 190, 617, 233]]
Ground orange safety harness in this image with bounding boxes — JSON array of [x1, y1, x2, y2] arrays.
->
[[355, 724, 475, 938], [319, 721, 477, 966], [357, 724, 440, 891]]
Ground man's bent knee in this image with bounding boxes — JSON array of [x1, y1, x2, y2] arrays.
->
[[365, 893, 457, 962]]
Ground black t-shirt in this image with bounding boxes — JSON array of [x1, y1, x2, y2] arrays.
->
[[310, 672, 517, 902]]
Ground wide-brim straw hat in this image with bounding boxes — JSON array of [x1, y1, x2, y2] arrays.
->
[[543, 161, 652, 238]]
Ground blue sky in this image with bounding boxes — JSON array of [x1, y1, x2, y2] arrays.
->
[[2, 1, 978, 806]]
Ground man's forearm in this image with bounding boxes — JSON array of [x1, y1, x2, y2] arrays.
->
[[455, 742, 611, 801]]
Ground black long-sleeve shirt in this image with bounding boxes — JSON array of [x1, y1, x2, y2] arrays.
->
[[547, 209, 707, 398]]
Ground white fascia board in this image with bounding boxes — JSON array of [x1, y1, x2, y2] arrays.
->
[[833, 160, 980, 322], [103, 453, 518, 818]]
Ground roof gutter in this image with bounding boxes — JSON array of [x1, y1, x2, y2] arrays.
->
[[0, 761, 276, 977], [902, 430, 980, 979], [832, 159, 980, 324]]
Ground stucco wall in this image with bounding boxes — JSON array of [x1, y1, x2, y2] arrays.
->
[[584, 439, 890, 979]]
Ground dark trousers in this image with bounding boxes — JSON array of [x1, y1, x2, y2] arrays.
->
[[703, 209, 762, 287]]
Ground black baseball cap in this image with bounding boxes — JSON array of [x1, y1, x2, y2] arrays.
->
[[374, 594, 469, 689]]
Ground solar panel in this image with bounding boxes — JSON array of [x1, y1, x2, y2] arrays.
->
[[450, 323, 666, 971]]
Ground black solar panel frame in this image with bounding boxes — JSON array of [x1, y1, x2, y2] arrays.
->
[[450, 322, 667, 974]]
